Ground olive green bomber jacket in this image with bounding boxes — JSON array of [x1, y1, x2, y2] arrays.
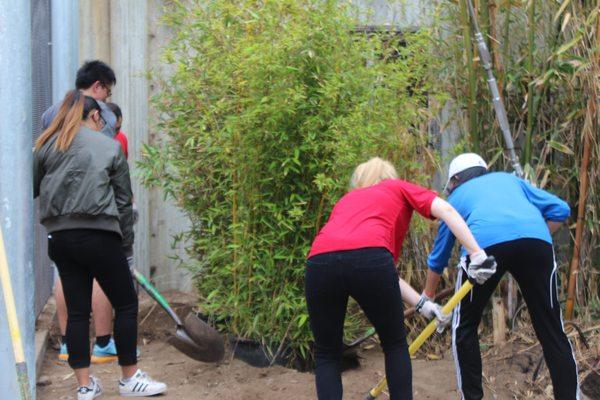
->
[[33, 126, 134, 252]]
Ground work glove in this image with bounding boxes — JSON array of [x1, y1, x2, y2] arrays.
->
[[416, 294, 452, 333], [465, 250, 497, 285]]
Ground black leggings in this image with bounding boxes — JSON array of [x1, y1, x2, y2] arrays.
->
[[48, 229, 138, 369], [305, 248, 412, 400], [453, 238, 578, 400]]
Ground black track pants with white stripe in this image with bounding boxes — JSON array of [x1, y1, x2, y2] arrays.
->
[[452, 238, 578, 400]]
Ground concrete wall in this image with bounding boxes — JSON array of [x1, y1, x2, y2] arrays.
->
[[110, 0, 152, 280], [77, 0, 192, 290], [353, 0, 461, 190], [147, 0, 193, 291], [79, 0, 110, 63], [354, 0, 434, 29]]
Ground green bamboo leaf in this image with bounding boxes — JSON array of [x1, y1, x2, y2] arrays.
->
[[552, 0, 571, 24], [554, 34, 582, 57], [297, 314, 309, 328], [547, 140, 574, 155]]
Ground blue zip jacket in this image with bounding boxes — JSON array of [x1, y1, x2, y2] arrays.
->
[[427, 172, 570, 273]]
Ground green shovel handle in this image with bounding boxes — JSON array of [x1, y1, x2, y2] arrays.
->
[[133, 269, 183, 326]]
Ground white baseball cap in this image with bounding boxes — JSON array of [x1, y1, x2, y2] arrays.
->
[[444, 153, 488, 193]]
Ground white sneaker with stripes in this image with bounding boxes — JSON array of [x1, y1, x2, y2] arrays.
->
[[118, 369, 167, 397]]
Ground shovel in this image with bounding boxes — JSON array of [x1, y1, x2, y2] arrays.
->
[[133, 269, 225, 363]]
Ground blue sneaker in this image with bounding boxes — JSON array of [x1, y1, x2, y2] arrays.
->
[[92, 339, 118, 364], [91, 338, 140, 364], [58, 342, 69, 362]]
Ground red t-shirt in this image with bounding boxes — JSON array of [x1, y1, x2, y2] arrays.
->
[[308, 179, 437, 262], [115, 131, 129, 159]]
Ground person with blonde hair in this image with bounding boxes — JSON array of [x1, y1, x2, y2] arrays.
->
[[305, 157, 496, 400], [34, 90, 166, 399]]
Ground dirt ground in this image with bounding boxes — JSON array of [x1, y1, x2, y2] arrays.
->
[[37, 291, 598, 399]]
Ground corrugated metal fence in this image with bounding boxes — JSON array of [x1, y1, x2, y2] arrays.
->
[[31, 0, 54, 316]]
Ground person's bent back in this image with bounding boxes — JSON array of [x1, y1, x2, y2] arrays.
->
[[428, 171, 569, 273]]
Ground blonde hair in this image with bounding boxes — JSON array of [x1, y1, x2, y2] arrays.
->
[[350, 157, 398, 189]]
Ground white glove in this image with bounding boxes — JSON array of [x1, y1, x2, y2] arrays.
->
[[466, 251, 497, 285], [417, 294, 452, 333]]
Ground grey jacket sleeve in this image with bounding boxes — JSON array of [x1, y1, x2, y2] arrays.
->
[[33, 148, 44, 199], [110, 148, 135, 250], [41, 103, 58, 131]]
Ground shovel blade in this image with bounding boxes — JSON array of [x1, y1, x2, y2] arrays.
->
[[167, 313, 225, 363]]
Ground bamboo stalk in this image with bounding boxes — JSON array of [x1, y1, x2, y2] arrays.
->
[[314, 194, 326, 235], [489, 0, 503, 97], [489, 0, 516, 318], [565, 125, 592, 320], [492, 295, 507, 344], [501, 0, 511, 90], [500, 0, 512, 172], [231, 127, 240, 331], [480, 0, 490, 45], [460, 0, 480, 151], [524, 0, 536, 166], [565, 14, 599, 319]]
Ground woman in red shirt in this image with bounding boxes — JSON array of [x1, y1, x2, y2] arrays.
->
[[306, 157, 495, 400]]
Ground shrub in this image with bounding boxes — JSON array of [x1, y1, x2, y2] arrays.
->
[[140, 0, 443, 359]]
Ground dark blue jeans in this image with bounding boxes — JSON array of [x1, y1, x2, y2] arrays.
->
[[305, 247, 412, 400]]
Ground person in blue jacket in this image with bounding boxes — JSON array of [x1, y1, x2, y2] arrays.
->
[[422, 153, 579, 400]]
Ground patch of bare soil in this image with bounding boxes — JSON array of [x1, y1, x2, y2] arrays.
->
[[37, 292, 597, 399]]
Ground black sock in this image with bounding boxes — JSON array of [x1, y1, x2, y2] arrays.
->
[[61, 335, 67, 346], [95, 335, 111, 348]]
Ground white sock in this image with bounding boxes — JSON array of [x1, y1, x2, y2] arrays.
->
[[121, 370, 139, 383]]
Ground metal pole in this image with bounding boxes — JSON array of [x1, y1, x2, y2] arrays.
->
[[465, 0, 524, 178], [464, 0, 522, 322], [0, 0, 35, 397]]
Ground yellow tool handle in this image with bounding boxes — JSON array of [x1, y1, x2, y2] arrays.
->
[[0, 227, 32, 400], [0, 228, 26, 363], [365, 280, 474, 400]]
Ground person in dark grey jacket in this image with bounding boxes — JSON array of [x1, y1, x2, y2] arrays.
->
[[34, 90, 166, 399], [42, 60, 117, 139], [42, 60, 122, 365]]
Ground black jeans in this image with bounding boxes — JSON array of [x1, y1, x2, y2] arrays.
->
[[48, 229, 138, 369], [305, 247, 412, 400], [453, 239, 578, 400]]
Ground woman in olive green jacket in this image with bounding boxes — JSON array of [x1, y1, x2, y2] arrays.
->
[[34, 90, 166, 399]]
